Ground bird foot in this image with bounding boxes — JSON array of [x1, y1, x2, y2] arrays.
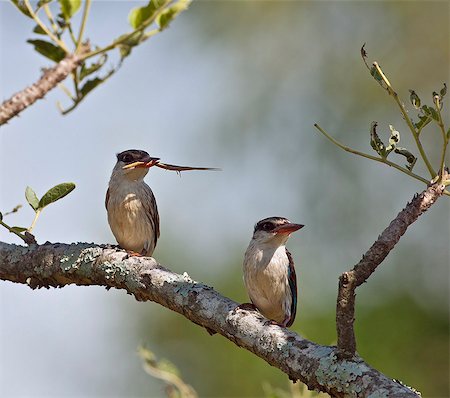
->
[[235, 302, 258, 312], [126, 250, 143, 257], [265, 319, 286, 328]]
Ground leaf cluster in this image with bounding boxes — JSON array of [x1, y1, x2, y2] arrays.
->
[[11, 0, 191, 114], [0, 183, 75, 244]]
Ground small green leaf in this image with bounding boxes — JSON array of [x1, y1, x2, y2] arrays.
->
[[10, 226, 28, 234], [429, 107, 439, 121], [156, 0, 189, 30], [79, 78, 103, 97], [11, 0, 33, 18], [128, 0, 163, 29], [414, 115, 431, 131], [38, 182, 75, 209], [369, 121, 386, 158], [32, 24, 47, 35], [440, 83, 447, 98], [370, 65, 383, 83], [59, 0, 81, 20], [79, 54, 108, 80], [25, 186, 40, 211], [409, 90, 421, 109], [394, 148, 417, 171], [27, 39, 66, 62]]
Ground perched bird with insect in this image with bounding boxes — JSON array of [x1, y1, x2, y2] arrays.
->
[[241, 216, 304, 327], [106, 149, 219, 257]]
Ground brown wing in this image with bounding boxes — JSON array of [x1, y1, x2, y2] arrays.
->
[[141, 183, 160, 251], [105, 187, 110, 209], [285, 248, 297, 327], [154, 162, 220, 172]]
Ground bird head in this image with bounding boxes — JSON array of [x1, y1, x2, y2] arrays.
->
[[252, 216, 304, 246], [112, 149, 160, 181]]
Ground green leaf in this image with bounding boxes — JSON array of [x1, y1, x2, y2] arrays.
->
[[369, 122, 386, 158], [27, 39, 66, 62], [11, 0, 33, 18], [38, 182, 75, 209], [59, 0, 81, 20], [414, 115, 431, 131], [79, 77, 103, 97], [429, 107, 439, 121], [409, 90, 421, 109], [447, 128, 450, 140], [370, 65, 383, 83], [116, 31, 144, 60], [10, 226, 28, 234], [128, 0, 164, 29], [156, 0, 189, 30], [25, 186, 40, 211], [394, 148, 417, 171], [79, 54, 108, 80], [32, 24, 48, 35], [440, 83, 447, 98]]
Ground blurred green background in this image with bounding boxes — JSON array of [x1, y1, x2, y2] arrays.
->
[[0, 1, 448, 397]]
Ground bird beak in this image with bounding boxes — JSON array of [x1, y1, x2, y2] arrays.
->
[[273, 223, 304, 235], [122, 157, 160, 170]]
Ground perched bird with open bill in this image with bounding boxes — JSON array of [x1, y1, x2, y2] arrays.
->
[[106, 149, 218, 257], [242, 217, 304, 327]]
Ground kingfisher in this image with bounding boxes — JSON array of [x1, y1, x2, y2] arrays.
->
[[106, 149, 218, 257], [242, 217, 304, 327]]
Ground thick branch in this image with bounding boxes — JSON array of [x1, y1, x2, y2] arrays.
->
[[0, 242, 418, 397], [0, 49, 87, 126], [336, 174, 448, 358]]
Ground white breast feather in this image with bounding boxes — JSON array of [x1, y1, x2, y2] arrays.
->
[[243, 242, 292, 324], [107, 179, 156, 255]]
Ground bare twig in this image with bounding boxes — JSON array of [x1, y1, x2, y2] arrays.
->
[[0, 242, 419, 397], [336, 172, 447, 358]]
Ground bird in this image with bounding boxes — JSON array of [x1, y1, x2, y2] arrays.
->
[[242, 216, 304, 327], [106, 149, 218, 257]]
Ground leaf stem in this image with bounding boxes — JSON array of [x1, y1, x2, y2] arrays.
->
[[76, 0, 91, 52], [24, 0, 69, 53], [372, 62, 437, 178], [28, 209, 41, 233], [43, 4, 59, 36], [434, 98, 449, 181], [80, 0, 170, 60], [313, 123, 450, 197]]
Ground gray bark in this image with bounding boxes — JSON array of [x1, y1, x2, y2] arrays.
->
[[0, 241, 419, 397], [336, 174, 447, 358]]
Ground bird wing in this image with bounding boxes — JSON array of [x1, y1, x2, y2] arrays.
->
[[141, 183, 160, 252], [285, 248, 297, 327], [154, 162, 220, 173], [105, 187, 110, 210]]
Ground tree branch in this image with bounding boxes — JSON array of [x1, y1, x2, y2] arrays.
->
[[0, 46, 88, 126], [0, 242, 419, 397], [336, 172, 448, 359]]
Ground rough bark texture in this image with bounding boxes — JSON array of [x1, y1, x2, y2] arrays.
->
[[336, 175, 447, 358], [0, 52, 83, 126], [0, 242, 419, 397]]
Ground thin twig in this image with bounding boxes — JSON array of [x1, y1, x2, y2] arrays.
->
[[76, 0, 91, 52]]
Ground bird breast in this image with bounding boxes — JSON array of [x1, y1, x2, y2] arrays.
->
[[107, 181, 157, 256], [243, 244, 292, 323]]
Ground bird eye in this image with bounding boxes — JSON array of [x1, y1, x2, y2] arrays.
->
[[263, 223, 275, 231], [122, 154, 133, 163]]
